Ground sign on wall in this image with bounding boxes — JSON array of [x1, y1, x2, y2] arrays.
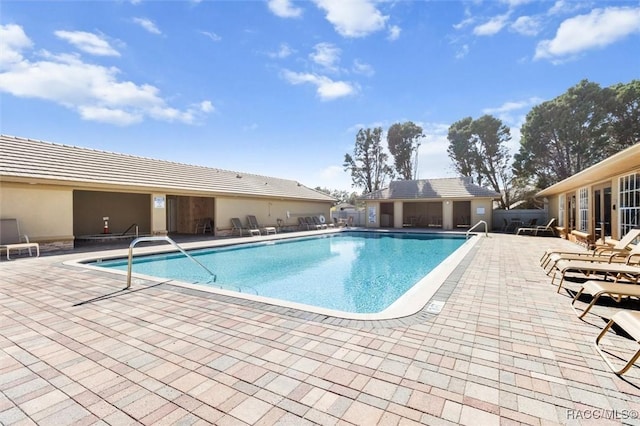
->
[[368, 206, 377, 224], [153, 196, 166, 209]]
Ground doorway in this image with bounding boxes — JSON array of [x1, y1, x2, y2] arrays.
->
[[594, 184, 612, 240]]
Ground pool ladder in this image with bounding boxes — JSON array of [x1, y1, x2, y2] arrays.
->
[[466, 220, 488, 239], [126, 236, 216, 289]]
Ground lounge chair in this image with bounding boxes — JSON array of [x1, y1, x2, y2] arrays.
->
[[594, 310, 640, 375], [544, 244, 640, 275], [305, 217, 322, 230], [247, 215, 276, 235], [540, 228, 640, 269], [312, 216, 328, 229], [514, 218, 538, 234], [0, 218, 40, 260], [516, 218, 556, 236], [570, 280, 640, 319], [230, 217, 260, 236], [551, 259, 640, 293], [298, 217, 312, 230]]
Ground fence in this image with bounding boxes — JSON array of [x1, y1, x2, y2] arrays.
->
[[331, 210, 365, 227], [492, 209, 548, 232]]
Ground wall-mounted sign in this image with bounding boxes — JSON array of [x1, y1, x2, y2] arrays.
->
[[154, 196, 166, 209], [368, 206, 377, 223], [476, 207, 485, 215]]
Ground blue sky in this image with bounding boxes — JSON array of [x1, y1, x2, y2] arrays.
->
[[1, 1, 639, 193]]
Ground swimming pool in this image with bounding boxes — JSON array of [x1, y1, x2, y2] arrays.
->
[[86, 231, 477, 319]]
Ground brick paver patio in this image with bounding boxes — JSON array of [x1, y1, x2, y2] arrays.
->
[[1, 233, 639, 425]]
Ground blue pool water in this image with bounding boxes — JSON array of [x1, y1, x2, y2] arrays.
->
[[92, 232, 467, 314]]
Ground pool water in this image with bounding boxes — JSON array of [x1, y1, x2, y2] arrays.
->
[[92, 232, 467, 314]]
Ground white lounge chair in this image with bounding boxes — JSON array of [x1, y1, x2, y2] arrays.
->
[[595, 310, 640, 375], [0, 218, 40, 260], [540, 228, 640, 269], [551, 259, 640, 293], [517, 218, 556, 236], [544, 245, 640, 275], [570, 280, 640, 319]]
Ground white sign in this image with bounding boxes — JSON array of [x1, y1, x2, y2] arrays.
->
[[368, 206, 377, 223], [154, 196, 166, 209], [476, 207, 485, 215]]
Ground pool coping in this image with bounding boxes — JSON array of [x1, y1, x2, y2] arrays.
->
[[63, 228, 481, 325]]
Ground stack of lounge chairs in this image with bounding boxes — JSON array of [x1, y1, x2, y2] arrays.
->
[[540, 228, 640, 376]]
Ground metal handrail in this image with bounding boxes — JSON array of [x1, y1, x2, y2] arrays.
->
[[121, 223, 139, 237], [466, 220, 488, 239], [126, 236, 216, 289]]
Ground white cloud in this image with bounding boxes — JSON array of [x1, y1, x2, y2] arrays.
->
[[267, 0, 303, 18], [268, 43, 294, 59], [500, 0, 532, 7], [200, 31, 221, 42], [510, 16, 541, 36], [198, 100, 214, 113], [54, 30, 120, 56], [352, 59, 374, 77], [132, 17, 161, 35], [0, 24, 32, 68], [313, 0, 388, 38], [281, 69, 357, 100], [310, 42, 341, 71], [455, 44, 469, 59], [0, 24, 213, 126], [473, 13, 510, 36], [535, 7, 640, 61], [387, 25, 401, 41]]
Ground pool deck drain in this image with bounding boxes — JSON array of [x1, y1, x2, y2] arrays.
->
[[1, 232, 639, 425]]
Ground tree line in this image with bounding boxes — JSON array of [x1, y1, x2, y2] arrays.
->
[[336, 79, 638, 208]]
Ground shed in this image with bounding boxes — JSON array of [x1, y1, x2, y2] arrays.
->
[[360, 177, 501, 230]]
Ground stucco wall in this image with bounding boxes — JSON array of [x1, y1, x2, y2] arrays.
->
[[0, 182, 73, 246], [470, 199, 492, 228], [215, 197, 332, 233]]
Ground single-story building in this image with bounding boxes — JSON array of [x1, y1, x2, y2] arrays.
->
[[359, 178, 501, 230], [0, 135, 335, 251], [536, 143, 640, 242]]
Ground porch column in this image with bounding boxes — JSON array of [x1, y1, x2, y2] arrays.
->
[[442, 200, 453, 230], [394, 201, 403, 228]]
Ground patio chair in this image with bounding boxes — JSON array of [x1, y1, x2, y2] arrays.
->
[[305, 217, 322, 230], [230, 217, 260, 236], [0, 218, 40, 260], [247, 215, 276, 235], [195, 217, 213, 234], [312, 216, 328, 229], [551, 259, 640, 293], [571, 280, 640, 319], [516, 218, 555, 236], [594, 310, 640, 375], [542, 231, 640, 273], [540, 228, 640, 268], [298, 217, 312, 230]]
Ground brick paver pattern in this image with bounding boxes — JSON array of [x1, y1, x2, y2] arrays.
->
[[1, 233, 639, 425]]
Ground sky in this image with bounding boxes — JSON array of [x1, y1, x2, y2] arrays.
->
[[1, 1, 639, 193]]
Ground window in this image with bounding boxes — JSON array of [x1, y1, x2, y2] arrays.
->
[[558, 195, 565, 227], [578, 188, 588, 232], [619, 173, 640, 236]]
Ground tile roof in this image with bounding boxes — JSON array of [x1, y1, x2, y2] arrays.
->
[[360, 177, 501, 200], [0, 135, 335, 202]]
